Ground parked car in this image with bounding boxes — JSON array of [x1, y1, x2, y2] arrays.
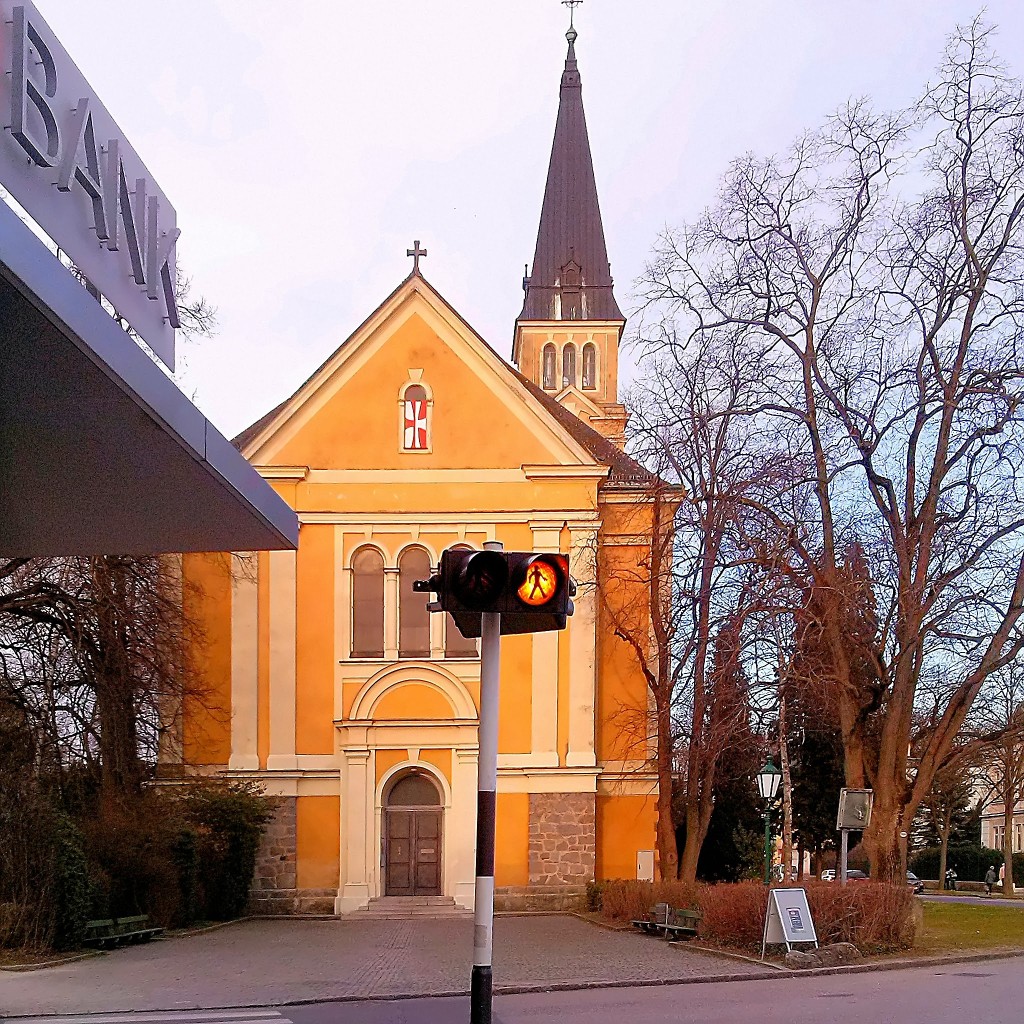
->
[[820, 869, 836, 881], [846, 869, 870, 882], [906, 871, 925, 894]]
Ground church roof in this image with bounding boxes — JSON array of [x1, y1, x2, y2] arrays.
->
[[518, 31, 623, 324], [232, 272, 653, 488]]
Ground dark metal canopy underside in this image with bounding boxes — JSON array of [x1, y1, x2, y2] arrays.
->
[[0, 200, 298, 556]]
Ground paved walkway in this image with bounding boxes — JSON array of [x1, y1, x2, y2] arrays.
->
[[0, 916, 772, 1015]]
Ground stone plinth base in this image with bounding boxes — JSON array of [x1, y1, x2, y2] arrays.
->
[[494, 885, 587, 912]]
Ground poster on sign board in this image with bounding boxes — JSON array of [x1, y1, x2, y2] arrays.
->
[[762, 887, 818, 958]]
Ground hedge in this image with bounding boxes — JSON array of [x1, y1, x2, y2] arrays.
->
[[909, 845, 1004, 882], [599, 878, 916, 954]]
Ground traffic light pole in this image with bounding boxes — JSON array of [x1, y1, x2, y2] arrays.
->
[[470, 541, 502, 1024]]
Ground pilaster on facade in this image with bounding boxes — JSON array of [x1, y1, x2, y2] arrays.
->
[[567, 527, 598, 768], [337, 747, 371, 914], [229, 553, 260, 772], [267, 549, 298, 771]]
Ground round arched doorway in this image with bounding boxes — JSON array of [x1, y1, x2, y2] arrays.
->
[[383, 770, 443, 896]]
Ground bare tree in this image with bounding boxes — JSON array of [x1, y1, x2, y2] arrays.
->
[[616, 321, 776, 884], [0, 556, 208, 801], [638, 19, 1024, 881]]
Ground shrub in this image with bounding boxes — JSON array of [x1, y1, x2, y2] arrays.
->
[[597, 879, 698, 924], [80, 793, 183, 927], [910, 845, 1003, 882], [179, 781, 273, 920], [584, 879, 604, 912], [51, 813, 90, 951], [697, 880, 768, 950], [171, 826, 200, 926], [601, 878, 915, 954]]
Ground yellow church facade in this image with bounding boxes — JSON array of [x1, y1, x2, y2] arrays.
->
[[173, 31, 659, 914]]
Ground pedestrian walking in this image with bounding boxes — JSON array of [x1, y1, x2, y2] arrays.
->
[[985, 865, 997, 895]]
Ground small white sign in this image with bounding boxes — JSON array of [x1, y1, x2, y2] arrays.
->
[[0, 1, 179, 367], [762, 887, 818, 957]]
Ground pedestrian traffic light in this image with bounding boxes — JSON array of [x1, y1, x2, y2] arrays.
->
[[413, 548, 575, 636]]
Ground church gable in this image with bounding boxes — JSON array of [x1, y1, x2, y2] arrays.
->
[[242, 278, 599, 473]]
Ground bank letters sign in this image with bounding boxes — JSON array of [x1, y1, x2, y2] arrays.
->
[[0, 1, 179, 368]]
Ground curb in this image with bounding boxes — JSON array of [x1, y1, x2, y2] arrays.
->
[[0, 951, 103, 973]]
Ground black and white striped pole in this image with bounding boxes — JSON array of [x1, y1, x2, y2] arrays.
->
[[470, 539, 502, 1024]]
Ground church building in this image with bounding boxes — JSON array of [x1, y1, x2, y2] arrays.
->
[[174, 27, 660, 914]]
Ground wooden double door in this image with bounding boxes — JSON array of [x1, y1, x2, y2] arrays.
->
[[384, 807, 442, 896]]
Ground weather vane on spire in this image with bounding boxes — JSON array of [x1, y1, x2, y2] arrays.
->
[[562, 0, 582, 32]]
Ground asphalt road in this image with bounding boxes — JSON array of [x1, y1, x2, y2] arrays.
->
[[279, 955, 1024, 1024]]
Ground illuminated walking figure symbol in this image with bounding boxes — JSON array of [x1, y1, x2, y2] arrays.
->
[[527, 564, 546, 600], [517, 559, 558, 607]]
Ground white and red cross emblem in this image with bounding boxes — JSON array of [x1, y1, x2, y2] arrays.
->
[[403, 398, 428, 450]]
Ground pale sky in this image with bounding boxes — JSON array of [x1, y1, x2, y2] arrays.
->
[[34, 0, 1024, 439]]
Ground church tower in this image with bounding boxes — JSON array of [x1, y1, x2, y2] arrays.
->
[[513, 22, 628, 447]]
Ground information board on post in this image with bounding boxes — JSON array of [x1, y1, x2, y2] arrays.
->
[[762, 887, 818, 958]]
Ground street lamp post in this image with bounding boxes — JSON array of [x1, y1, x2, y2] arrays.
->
[[756, 759, 782, 885]]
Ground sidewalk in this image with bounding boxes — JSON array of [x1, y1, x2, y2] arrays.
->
[[0, 916, 772, 1015]]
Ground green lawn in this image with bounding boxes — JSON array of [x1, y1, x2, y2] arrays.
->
[[914, 901, 1024, 955]]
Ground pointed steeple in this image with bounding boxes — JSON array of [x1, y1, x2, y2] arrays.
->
[[519, 27, 623, 323]]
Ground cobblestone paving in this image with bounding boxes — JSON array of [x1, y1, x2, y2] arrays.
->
[[0, 916, 772, 1014]]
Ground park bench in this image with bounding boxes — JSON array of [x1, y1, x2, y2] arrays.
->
[[83, 915, 163, 949], [631, 902, 703, 941]]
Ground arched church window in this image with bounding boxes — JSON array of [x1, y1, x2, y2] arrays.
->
[[401, 383, 430, 451], [562, 345, 577, 388], [444, 545, 478, 659], [582, 344, 597, 389], [542, 344, 557, 390], [398, 546, 431, 658], [351, 547, 384, 658]]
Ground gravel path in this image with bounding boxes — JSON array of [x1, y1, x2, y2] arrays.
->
[[0, 916, 772, 1015]]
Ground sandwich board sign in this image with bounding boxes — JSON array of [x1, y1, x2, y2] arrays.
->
[[762, 887, 818, 958]]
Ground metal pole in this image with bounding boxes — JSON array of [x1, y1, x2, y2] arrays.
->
[[470, 541, 502, 1024], [840, 828, 849, 886], [763, 802, 772, 885]]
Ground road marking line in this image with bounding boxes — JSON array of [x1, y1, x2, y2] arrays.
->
[[2, 1012, 287, 1024]]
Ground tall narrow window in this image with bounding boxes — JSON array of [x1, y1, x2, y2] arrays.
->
[[542, 344, 557, 389], [399, 547, 431, 658], [402, 383, 429, 451], [351, 547, 385, 658], [582, 344, 597, 389], [562, 345, 577, 388], [445, 545, 478, 658]]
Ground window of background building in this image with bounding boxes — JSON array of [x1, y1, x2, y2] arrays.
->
[[399, 547, 431, 657], [562, 345, 576, 388], [542, 344, 556, 389], [582, 343, 596, 389], [351, 547, 385, 657]]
